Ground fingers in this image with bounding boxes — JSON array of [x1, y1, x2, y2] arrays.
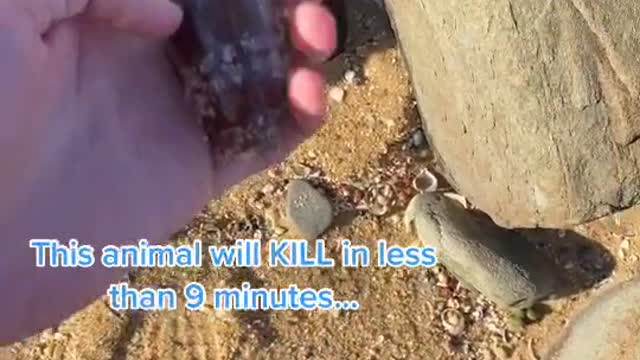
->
[[7, 0, 182, 38], [84, 0, 183, 37], [286, 1, 336, 132], [289, 67, 326, 132], [289, 1, 337, 63]]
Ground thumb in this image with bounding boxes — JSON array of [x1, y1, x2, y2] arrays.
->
[[5, 0, 183, 38]]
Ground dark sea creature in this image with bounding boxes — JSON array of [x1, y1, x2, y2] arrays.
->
[[327, 0, 347, 58], [167, 0, 295, 162]]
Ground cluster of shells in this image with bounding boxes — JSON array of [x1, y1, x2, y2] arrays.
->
[[181, 128, 521, 358], [335, 166, 439, 217], [241, 125, 445, 224], [424, 265, 521, 357]]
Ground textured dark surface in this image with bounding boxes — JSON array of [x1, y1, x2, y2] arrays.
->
[[327, 0, 347, 58], [168, 0, 294, 161]]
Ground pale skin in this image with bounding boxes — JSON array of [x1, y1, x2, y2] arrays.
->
[[0, 0, 337, 344]]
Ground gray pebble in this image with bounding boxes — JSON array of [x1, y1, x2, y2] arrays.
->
[[410, 128, 427, 148], [286, 180, 333, 239], [404, 192, 560, 310]]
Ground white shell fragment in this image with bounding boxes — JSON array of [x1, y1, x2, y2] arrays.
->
[[441, 308, 465, 336], [412, 169, 438, 192], [369, 202, 390, 216], [329, 86, 345, 103]]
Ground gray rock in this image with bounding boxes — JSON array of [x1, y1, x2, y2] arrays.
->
[[545, 278, 640, 360], [385, 0, 640, 228], [285, 180, 333, 239], [404, 192, 560, 310]]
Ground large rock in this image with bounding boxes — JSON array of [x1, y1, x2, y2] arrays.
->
[[385, 0, 640, 228], [545, 278, 640, 360]]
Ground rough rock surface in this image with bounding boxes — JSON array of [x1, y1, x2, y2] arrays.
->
[[385, 0, 640, 228], [285, 180, 334, 239], [545, 278, 640, 360], [404, 192, 560, 309]]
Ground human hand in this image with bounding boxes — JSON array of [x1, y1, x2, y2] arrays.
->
[[0, 0, 336, 343]]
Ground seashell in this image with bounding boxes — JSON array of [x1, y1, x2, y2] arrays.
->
[[389, 214, 402, 224], [446, 298, 460, 309], [355, 201, 369, 211], [412, 169, 438, 192], [167, 0, 295, 163], [369, 202, 389, 216], [273, 226, 287, 236], [436, 272, 450, 288], [441, 309, 465, 336], [525, 307, 541, 322], [375, 194, 388, 206], [380, 184, 394, 198]]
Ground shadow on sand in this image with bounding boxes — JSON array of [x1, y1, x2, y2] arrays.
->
[[518, 228, 617, 299]]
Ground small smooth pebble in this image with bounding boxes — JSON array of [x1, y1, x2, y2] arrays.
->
[[286, 180, 334, 240], [620, 239, 630, 250], [344, 70, 357, 84], [274, 226, 287, 236], [382, 117, 396, 128], [411, 128, 427, 148], [329, 87, 345, 103]]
